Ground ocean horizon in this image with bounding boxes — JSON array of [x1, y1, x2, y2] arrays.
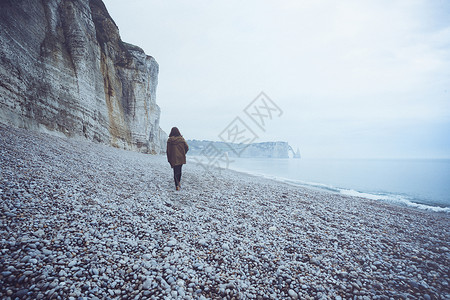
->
[[192, 157, 450, 213]]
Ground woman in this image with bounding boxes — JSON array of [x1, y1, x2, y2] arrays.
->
[[166, 127, 189, 190]]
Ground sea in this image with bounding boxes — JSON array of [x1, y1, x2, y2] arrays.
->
[[222, 157, 450, 213]]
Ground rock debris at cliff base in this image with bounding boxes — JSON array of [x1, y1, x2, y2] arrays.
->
[[0, 123, 449, 300]]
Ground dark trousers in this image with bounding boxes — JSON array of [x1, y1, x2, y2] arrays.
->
[[173, 165, 182, 188]]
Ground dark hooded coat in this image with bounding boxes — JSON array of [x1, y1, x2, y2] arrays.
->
[[166, 136, 189, 168]]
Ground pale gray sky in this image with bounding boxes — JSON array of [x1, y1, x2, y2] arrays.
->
[[103, 0, 450, 158]]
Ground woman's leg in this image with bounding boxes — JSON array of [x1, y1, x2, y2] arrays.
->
[[173, 165, 182, 188], [173, 166, 178, 188], [177, 165, 183, 186]]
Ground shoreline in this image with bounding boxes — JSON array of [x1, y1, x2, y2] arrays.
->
[[186, 155, 450, 215], [233, 168, 450, 216], [1, 123, 449, 299], [215, 163, 449, 220]]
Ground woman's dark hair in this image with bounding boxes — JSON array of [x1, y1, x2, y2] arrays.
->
[[169, 127, 182, 137]]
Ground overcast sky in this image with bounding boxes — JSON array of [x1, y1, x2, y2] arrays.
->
[[103, 0, 450, 159]]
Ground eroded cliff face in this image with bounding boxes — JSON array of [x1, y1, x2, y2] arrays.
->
[[187, 140, 292, 158], [0, 0, 166, 153]]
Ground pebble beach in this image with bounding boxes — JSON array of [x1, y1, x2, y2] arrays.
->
[[0, 123, 449, 300]]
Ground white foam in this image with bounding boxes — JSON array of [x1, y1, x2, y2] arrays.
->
[[225, 162, 450, 214], [339, 189, 450, 213]]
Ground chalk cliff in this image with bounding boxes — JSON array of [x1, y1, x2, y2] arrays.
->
[[187, 140, 300, 159], [0, 0, 166, 153]]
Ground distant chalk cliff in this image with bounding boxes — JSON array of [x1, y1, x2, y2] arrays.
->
[[0, 0, 166, 153], [187, 140, 301, 159]]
